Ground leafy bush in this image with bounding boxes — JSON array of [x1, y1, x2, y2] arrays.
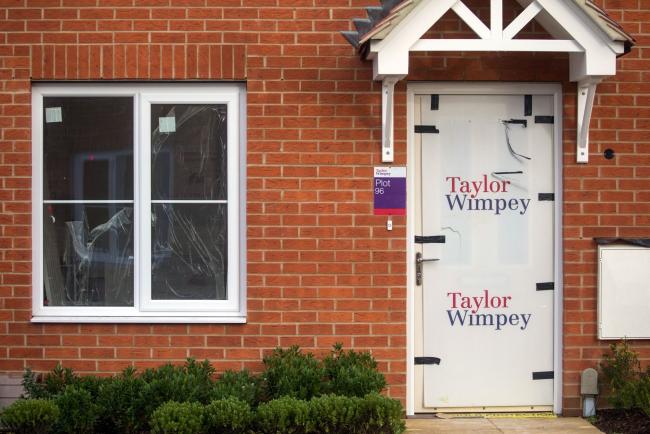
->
[[95, 367, 146, 434], [308, 394, 360, 434], [22, 364, 77, 399], [356, 393, 405, 434], [323, 343, 386, 397], [13, 346, 405, 433], [638, 369, 650, 417], [203, 397, 252, 434], [0, 399, 59, 434], [600, 341, 650, 417], [22, 364, 106, 401], [254, 393, 404, 434], [601, 340, 640, 408], [53, 386, 99, 434], [211, 369, 264, 407], [255, 396, 311, 434], [150, 401, 204, 434], [138, 359, 215, 423], [262, 346, 325, 400]]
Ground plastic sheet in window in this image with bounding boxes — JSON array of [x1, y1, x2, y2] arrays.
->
[[151, 203, 227, 301], [43, 206, 134, 307], [151, 104, 227, 201]]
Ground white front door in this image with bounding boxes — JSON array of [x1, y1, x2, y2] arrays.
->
[[413, 87, 559, 411]]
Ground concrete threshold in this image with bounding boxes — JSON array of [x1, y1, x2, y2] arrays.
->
[[406, 415, 602, 433]]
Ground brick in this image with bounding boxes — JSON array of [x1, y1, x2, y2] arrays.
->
[[0, 0, 647, 417]]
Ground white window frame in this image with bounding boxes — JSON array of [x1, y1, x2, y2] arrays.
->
[[31, 83, 246, 323]]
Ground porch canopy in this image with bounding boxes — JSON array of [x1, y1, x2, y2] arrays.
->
[[342, 0, 634, 163]]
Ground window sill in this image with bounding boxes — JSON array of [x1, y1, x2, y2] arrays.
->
[[31, 315, 247, 324]]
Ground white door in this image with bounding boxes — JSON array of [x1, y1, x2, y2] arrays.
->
[[415, 91, 557, 410]]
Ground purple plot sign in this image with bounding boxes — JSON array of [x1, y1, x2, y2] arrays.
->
[[373, 166, 406, 216]]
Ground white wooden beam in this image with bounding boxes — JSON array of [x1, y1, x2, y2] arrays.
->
[[576, 80, 600, 163], [373, 48, 410, 79], [490, 0, 503, 40], [503, 1, 542, 40], [382, 76, 402, 163], [452, 1, 491, 40], [411, 38, 583, 52], [569, 50, 617, 82], [373, 0, 457, 55]]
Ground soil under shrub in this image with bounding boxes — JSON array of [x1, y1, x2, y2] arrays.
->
[[591, 408, 650, 434]]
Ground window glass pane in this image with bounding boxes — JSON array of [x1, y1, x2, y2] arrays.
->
[[151, 204, 227, 300], [43, 204, 134, 306], [151, 104, 227, 200], [43, 97, 133, 201]]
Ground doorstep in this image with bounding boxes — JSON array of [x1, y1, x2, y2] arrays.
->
[[406, 416, 602, 433]]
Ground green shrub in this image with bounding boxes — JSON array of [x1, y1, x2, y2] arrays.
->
[[0, 399, 59, 434], [637, 369, 650, 417], [150, 401, 205, 434], [138, 359, 215, 423], [211, 369, 264, 407], [204, 397, 252, 434], [262, 346, 325, 400], [308, 394, 360, 434], [22, 364, 107, 401], [601, 341, 640, 408], [356, 393, 405, 434], [53, 386, 99, 434], [22, 364, 77, 400], [95, 367, 146, 434], [13, 348, 404, 433], [600, 340, 650, 415], [255, 396, 311, 434], [323, 343, 386, 397]]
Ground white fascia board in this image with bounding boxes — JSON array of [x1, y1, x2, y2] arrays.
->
[[536, 0, 622, 56], [371, 0, 457, 78]]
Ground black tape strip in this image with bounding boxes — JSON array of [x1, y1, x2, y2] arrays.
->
[[415, 125, 440, 134], [493, 171, 523, 175], [535, 116, 554, 124], [536, 282, 554, 291], [431, 94, 439, 111], [538, 193, 555, 201], [532, 371, 554, 380], [525, 95, 533, 116], [504, 119, 528, 127], [594, 238, 650, 248], [415, 235, 446, 244], [415, 357, 441, 366]]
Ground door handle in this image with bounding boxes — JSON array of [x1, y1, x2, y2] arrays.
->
[[416, 252, 439, 286]]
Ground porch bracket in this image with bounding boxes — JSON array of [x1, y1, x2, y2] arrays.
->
[[382, 76, 404, 163], [576, 79, 601, 164]]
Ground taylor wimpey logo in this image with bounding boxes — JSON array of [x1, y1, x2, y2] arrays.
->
[[445, 175, 530, 215], [447, 290, 531, 331]]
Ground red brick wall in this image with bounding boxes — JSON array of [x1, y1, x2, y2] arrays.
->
[[0, 0, 648, 416], [558, 0, 650, 415]]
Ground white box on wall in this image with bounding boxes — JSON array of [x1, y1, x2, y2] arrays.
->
[[598, 244, 650, 339]]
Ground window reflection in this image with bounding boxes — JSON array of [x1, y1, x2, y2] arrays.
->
[[42, 97, 134, 307]]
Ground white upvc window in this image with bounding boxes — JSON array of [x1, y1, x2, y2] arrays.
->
[[31, 83, 246, 323]]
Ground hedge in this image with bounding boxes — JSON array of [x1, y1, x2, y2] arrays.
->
[[1, 345, 405, 434]]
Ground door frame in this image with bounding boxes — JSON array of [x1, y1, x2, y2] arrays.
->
[[405, 82, 564, 415]]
